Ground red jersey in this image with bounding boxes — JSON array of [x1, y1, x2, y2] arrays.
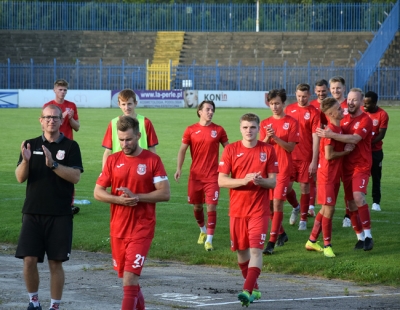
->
[[218, 141, 278, 218], [284, 103, 320, 162], [96, 150, 167, 239], [310, 99, 328, 126], [259, 115, 299, 177], [317, 123, 345, 184], [341, 112, 373, 174], [43, 100, 78, 140], [361, 106, 389, 151], [102, 117, 158, 149], [182, 122, 228, 181], [340, 99, 348, 116]]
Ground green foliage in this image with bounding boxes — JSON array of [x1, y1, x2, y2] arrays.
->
[[1, 106, 400, 286]]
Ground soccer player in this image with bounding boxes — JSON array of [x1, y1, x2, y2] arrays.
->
[[174, 100, 229, 251], [309, 79, 329, 126], [317, 88, 374, 251], [218, 113, 278, 307], [308, 79, 329, 216], [284, 83, 320, 230], [94, 116, 170, 310], [260, 89, 299, 254], [43, 79, 81, 215], [305, 98, 354, 258], [329, 76, 352, 227], [329, 76, 347, 115], [362, 91, 389, 211], [15, 105, 83, 310], [102, 88, 158, 168]]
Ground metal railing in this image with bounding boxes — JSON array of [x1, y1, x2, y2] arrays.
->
[[355, 0, 399, 89], [1, 59, 399, 100], [0, 2, 396, 32]]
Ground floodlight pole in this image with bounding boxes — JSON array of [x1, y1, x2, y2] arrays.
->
[[256, 0, 259, 32]]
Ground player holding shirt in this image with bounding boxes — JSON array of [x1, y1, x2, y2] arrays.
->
[[260, 89, 299, 255], [317, 88, 374, 251], [94, 116, 170, 310], [174, 100, 229, 251], [362, 91, 389, 211], [305, 98, 354, 258], [218, 113, 278, 307], [102, 89, 158, 168], [284, 83, 320, 230]]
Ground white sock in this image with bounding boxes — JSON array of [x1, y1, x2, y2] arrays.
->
[[206, 235, 213, 243], [357, 232, 365, 241], [28, 292, 40, 307], [200, 226, 206, 233], [50, 299, 61, 309], [363, 229, 372, 238], [309, 205, 315, 210]]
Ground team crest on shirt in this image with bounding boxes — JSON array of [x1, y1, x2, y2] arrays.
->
[[327, 197, 332, 204], [373, 119, 379, 126], [354, 122, 360, 129], [137, 164, 146, 175], [260, 152, 267, 162], [283, 123, 289, 130], [343, 108, 349, 115], [56, 150, 65, 160], [211, 130, 217, 138], [304, 112, 310, 120]]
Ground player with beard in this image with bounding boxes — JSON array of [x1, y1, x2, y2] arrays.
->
[[317, 88, 374, 251], [284, 83, 320, 230], [260, 89, 299, 254], [94, 116, 170, 310]]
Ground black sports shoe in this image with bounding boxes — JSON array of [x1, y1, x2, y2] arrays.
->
[[27, 302, 42, 310], [363, 237, 374, 251], [71, 205, 80, 215], [263, 241, 275, 255], [276, 232, 289, 247], [354, 240, 364, 250]]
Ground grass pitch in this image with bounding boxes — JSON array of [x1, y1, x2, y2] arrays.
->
[[1, 106, 400, 286]]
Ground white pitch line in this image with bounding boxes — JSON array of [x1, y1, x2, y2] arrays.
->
[[194, 292, 400, 307]]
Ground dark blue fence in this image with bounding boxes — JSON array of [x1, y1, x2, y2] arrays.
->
[[0, 2, 396, 32], [1, 59, 399, 100]]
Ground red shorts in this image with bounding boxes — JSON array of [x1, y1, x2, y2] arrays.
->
[[317, 183, 340, 206], [111, 236, 153, 278], [229, 216, 268, 251], [342, 171, 370, 201], [188, 179, 220, 205], [272, 175, 290, 201], [291, 160, 313, 184]]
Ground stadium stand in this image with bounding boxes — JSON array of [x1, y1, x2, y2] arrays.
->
[[0, 30, 376, 67]]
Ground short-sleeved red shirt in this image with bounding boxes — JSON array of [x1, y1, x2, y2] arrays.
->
[[317, 123, 345, 184], [361, 106, 389, 151], [96, 150, 167, 239], [341, 112, 373, 174], [43, 100, 78, 140], [182, 122, 228, 181], [284, 103, 320, 162], [218, 141, 278, 218], [259, 115, 299, 177]]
